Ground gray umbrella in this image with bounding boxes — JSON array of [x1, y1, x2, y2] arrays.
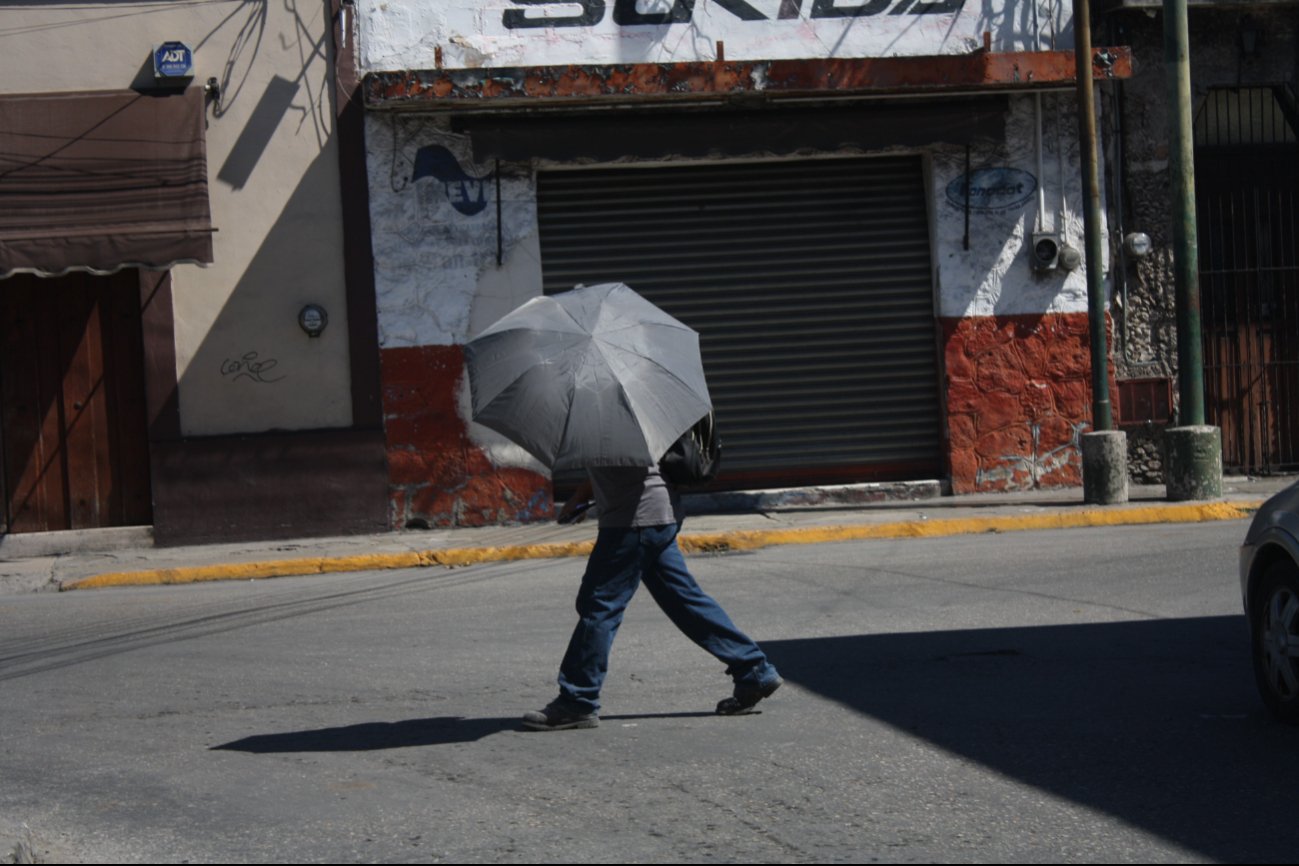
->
[[464, 282, 712, 473]]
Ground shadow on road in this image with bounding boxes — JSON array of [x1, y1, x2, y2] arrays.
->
[[212, 709, 720, 753], [765, 614, 1294, 863], [213, 716, 521, 751]]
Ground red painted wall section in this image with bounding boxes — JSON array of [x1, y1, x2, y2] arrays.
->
[[379, 344, 552, 527], [942, 312, 1116, 494]]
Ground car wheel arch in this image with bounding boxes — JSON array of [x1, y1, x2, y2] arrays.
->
[[1247, 536, 1299, 616]]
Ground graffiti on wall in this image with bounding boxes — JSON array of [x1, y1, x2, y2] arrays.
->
[[220, 351, 286, 384], [974, 418, 1088, 488]]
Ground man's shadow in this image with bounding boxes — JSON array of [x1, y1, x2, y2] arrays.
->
[[211, 712, 716, 752], [213, 717, 519, 752]]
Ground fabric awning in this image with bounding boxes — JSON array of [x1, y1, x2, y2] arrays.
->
[[0, 88, 214, 278]]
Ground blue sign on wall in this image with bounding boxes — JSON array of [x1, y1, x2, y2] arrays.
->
[[945, 167, 1037, 213], [154, 42, 194, 79]]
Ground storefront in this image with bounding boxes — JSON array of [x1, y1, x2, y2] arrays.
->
[[357, 0, 1132, 527]]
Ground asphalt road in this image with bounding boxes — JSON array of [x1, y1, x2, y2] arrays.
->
[[1, 520, 1293, 863]]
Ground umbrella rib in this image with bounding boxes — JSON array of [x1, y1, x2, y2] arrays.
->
[[607, 376, 653, 462], [588, 340, 702, 460], [469, 328, 589, 412], [551, 373, 583, 467], [594, 338, 710, 405], [592, 319, 686, 338]]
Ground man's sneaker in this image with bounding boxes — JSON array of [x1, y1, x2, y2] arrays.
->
[[522, 699, 599, 731], [715, 675, 783, 715]]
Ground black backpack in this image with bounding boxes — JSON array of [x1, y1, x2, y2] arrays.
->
[[659, 412, 722, 488]]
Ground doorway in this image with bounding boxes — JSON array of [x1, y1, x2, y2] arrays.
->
[[1, 270, 153, 532]]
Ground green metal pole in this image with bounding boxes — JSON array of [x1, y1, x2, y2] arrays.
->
[[1161, 0, 1220, 500], [1074, 0, 1112, 431], [1163, 0, 1205, 426]]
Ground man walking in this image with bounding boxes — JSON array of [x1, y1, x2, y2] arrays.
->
[[523, 464, 781, 731]]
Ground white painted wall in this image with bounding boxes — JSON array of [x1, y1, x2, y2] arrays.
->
[[365, 115, 549, 472], [358, 0, 1074, 72], [366, 117, 543, 348], [931, 93, 1103, 318], [365, 92, 1107, 465], [366, 93, 1104, 353], [0, 0, 353, 436]]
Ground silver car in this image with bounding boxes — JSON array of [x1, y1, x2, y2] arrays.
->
[[1241, 481, 1299, 723]]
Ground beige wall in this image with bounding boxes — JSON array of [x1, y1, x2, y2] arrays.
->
[[0, 0, 353, 436]]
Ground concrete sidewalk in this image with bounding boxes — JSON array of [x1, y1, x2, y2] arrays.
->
[[0, 475, 1290, 595]]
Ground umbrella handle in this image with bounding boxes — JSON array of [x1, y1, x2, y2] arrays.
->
[[557, 500, 594, 525]]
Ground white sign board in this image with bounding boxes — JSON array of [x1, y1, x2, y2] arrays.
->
[[359, 0, 1067, 73]]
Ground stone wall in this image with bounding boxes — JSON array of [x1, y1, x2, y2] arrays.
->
[[1106, 6, 1299, 479], [1125, 423, 1167, 485], [1107, 8, 1298, 379]]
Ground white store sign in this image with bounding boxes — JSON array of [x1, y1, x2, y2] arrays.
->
[[359, 0, 1070, 73]]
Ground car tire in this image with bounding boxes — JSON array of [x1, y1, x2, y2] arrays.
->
[[1252, 559, 1299, 724]]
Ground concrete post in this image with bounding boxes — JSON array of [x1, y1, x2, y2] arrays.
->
[[1165, 426, 1223, 500], [1082, 430, 1129, 504]]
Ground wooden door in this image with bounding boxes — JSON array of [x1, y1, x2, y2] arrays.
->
[[1, 271, 152, 532]]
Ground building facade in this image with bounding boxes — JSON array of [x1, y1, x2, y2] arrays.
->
[[0, 0, 389, 543], [357, 0, 1133, 529], [1101, 1, 1299, 484], [5, 1, 1289, 545]]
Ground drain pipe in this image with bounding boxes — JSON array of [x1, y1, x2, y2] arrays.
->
[[1036, 95, 1047, 233], [1035, 1, 1047, 235]]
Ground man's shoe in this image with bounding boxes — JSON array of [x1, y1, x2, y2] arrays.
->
[[715, 675, 783, 715], [522, 699, 599, 731]]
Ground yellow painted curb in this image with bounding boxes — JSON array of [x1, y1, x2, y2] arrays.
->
[[677, 500, 1262, 554], [59, 500, 1261, 591], [61, 541, 596, 591]]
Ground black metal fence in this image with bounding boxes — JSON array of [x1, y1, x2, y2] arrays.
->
[[1196, 85, 1299, 473]]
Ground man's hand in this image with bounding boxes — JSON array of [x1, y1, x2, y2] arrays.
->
[[558, 481, 594, 524]]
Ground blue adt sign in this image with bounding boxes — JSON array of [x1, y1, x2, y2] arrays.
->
[[153, 42, 194, 79]]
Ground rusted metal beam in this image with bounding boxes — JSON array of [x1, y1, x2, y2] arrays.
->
[[365, 47, 1132, 110]]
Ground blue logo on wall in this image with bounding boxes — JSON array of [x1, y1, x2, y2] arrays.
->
[[153, 41, 194, 79], [411, 145, 493, 217], [946, 167, 1037, 212]]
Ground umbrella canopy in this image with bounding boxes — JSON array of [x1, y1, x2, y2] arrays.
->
[[464, 282, 712, 473]]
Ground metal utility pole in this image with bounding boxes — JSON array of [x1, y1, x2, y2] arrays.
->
[[1162, 0, 1222, 500], [1165, 0, 1203, 426], [1075, 0, 1111, 433], [1075, 0, 1127, 503]]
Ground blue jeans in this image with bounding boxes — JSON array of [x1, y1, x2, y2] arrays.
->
[[556, 523, 777, 712]]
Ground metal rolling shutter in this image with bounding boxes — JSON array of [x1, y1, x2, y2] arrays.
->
[[537, 156, 942, 488]]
